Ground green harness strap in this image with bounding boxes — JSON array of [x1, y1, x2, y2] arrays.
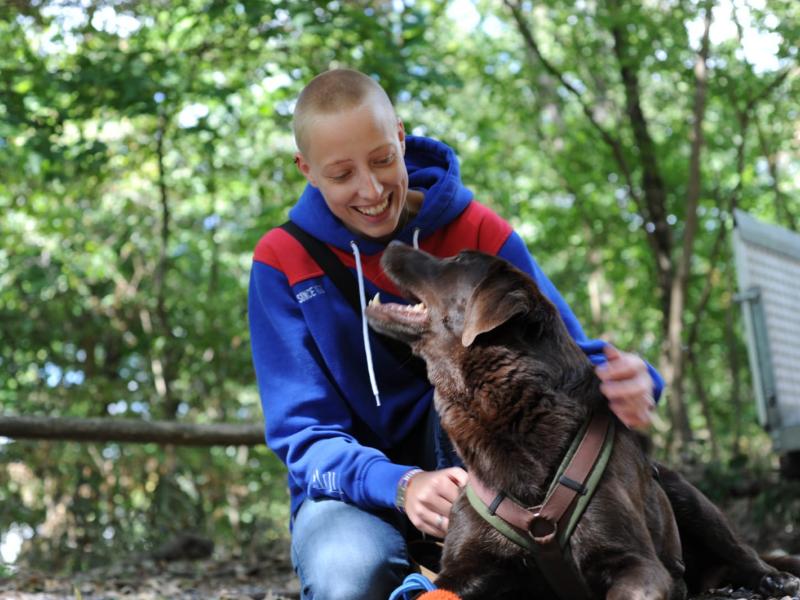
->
[[465, 485, 535, 551], [465, 415, 616, 597], [551, 416, 616, 547]]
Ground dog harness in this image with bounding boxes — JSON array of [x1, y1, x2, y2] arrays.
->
[[466, 411, 615, 600]]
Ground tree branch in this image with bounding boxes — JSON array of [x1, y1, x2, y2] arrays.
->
[[672, 0, 713, 314], [605, 0, 673, 290], [502, 0, 640, 205], [730, 7, 798, 229], [686, 211, 729, 353], [755, 116, 798, 232]]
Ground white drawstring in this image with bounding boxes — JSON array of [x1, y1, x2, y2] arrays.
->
[[412, 227, 420, 249], [350, 240, 381, 406]]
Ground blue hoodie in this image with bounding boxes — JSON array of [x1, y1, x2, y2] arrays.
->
[[248, 136, 664, 519]]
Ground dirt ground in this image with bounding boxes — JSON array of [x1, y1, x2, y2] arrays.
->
[[0, 542, 300, 600], [3, 539, 797, 600], [1, 546, 798, 600], [1, 485, 798, 600]]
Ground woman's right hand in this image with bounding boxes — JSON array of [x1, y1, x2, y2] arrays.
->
[[404, 467, 468, 537]]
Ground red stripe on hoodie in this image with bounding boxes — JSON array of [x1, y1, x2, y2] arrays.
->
[[253, 201, 512, 293]]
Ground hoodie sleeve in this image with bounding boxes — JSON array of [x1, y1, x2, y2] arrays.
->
[[248, 261, 411, 511], [496, 231, 664, 400]]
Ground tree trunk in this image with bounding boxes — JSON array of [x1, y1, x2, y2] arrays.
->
[[154, 108, 178, 418], [689, 356, 719, 461], [0, 416, 264, 446], [663, 1, 714, 451]]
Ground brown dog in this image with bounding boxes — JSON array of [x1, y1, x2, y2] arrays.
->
[[366, 243, 800, 600]]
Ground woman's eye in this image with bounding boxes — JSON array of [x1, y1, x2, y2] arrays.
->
[[374, 154, 395, 166], [330, 172, 351, 182]]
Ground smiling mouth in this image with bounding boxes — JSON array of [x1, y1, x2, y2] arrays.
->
[[354, 194, 391, 217]]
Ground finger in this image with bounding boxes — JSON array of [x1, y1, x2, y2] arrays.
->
[[428, 493, 457, 516], [415, 511, 447, 537], [604, 385, 655, 425], [429, 512, 448, 536], [438, 470, 467, 503], [444, 467, 469, 487], [628, 407, 655, 430], [611, 398, 655, 429], [412, 479, 457, 514], [603, 343, 622, 361], [613, 406, 652, 430], [596, 346, 624, 380], [597, 352, 644, 382], [418, 469, 466, 505], [438, 483, 461, 505], [600, 378, 651, 403]]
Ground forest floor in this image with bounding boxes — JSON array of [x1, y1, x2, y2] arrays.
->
[[1, 470, 798, 600], [0, 539, 300, 600]]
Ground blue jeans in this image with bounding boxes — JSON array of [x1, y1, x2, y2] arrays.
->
[[291, 497, 412, 600], [290, 404, 461, 600]]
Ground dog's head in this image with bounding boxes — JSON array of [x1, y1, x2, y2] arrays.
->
[[366, 243, 579, 389]]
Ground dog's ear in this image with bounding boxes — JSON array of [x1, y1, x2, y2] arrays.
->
[[462, 272, 531, 347]]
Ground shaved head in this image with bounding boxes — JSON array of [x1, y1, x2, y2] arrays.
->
[[293, 69, 397, 156]]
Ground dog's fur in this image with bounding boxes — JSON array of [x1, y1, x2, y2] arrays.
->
[[366, 243, 800, 600]]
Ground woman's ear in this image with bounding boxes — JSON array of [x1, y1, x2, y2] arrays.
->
[[295, 153, 317, 186], [397, 118, 406, 154]]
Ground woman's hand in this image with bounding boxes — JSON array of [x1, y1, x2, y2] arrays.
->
[[595, 344, 656, 430], [404, 467, 468, 537]]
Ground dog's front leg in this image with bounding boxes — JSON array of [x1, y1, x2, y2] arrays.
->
[[436, 540, 534, 600], [605, 559, 682, 600], [436, 567, 531, 600], [436, 501, 535, 600]]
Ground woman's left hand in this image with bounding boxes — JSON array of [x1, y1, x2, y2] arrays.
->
[[595, 344, 656, 430]]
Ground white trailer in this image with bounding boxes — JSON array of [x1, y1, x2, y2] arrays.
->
[[733, 209, 800, 477]]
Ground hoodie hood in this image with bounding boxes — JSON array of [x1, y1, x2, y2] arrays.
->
[[288, 136, 474, 255]]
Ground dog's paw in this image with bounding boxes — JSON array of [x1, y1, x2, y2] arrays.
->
[[759, 570, 800, 596]]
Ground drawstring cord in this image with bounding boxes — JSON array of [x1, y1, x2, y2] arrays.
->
[[388, 572, 437, 600], [350, 240, 381, 407], [351, 228, 422, 408]]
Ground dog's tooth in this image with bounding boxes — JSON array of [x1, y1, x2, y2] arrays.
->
[[369, 292, 381, 306]]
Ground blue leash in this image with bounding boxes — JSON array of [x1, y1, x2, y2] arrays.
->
[[388, 572, 437, 600]]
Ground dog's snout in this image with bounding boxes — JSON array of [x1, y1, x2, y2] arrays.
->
[[381, 241, 413, 273], [381, 241, 435, 275]]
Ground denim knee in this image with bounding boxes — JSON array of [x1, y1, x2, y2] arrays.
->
[[291, 497, 411, 600]]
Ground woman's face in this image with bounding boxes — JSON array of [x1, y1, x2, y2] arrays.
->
[[295, 96, 409, 241]]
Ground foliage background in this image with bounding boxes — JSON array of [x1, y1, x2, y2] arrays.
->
[[1, 0, 798, 573]]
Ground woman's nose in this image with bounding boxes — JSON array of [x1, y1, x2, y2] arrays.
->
[[356, 170, 383, 200]]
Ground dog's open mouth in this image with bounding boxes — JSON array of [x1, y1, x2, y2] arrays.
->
[[365, 293, 429, 342]]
